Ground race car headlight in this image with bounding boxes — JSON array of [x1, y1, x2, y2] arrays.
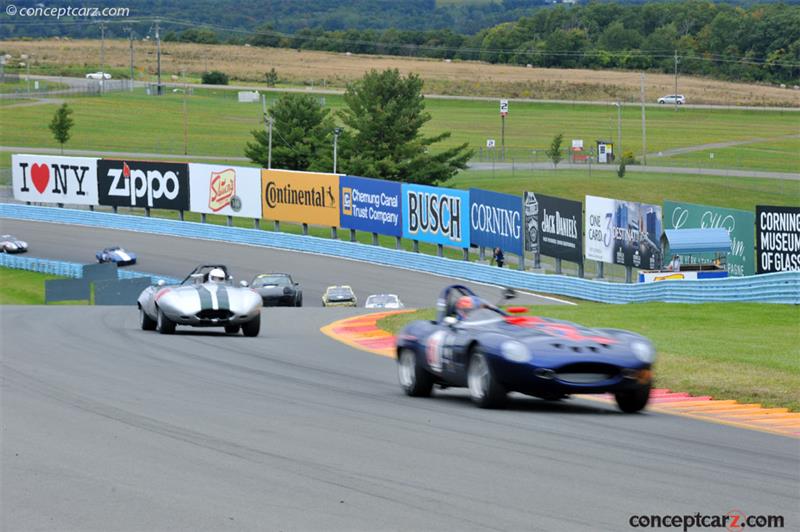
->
[[631, 341, 656, 363], [501, 341, 531, 363]]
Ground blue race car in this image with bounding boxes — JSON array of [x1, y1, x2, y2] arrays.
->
[[396, 285, 655, 412], [96, 246, 137, 266]]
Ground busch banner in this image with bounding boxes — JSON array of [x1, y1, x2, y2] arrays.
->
[[402, 184, 470, 247], [469, 189, 523, 255], [98, 160, 190, 210], [756, 205, 800, 273], [664, 200, 754, 276], [261, 169, 340, 226], [12, 154, 98, 205], [189, 164, 262, 218], [585, 195, 663, 269], [340, 176, 402, 236], [524, 192, 582, 263]]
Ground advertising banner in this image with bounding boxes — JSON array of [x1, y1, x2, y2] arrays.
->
[[524, 192, 582, 262], [98, 160, 190, 210], [469, 189, 522, 255], [585, 195, 663, 269], [756, 205, 800, 274], [664, 200, 754, 276], [401, 184, 470, 247], [340, 176, 402, 236], [12, 154, 98, 205], [261, 169, 340, 226], [189, 164, 262, 218]]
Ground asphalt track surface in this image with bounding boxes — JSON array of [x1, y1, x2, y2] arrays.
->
[[1, 220, 799, 531]]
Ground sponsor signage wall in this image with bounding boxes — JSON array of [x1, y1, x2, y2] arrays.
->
[[340, 175, 402, 236], [524, 192, 582, 262], [756, 205, 800, 273], [585, 195, 663, 269], [261, 169, 340, 226], [12, 154, 99, 205], [402, 184, 470, 247], [469, 189, 522, 255], [189, 164, 262, 218], [664, 200, 754, 276], [98, 160, 190, 210]]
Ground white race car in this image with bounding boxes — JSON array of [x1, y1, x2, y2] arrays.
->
[[365, 293, 404, 309], [86, 71, 112, 80], [1, 234, 28, 254]]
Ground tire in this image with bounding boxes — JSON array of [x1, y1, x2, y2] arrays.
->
[[139, 306, 157, 331], [614, 382, 652, 413], [658, 100, 665, 104], [467, 349, 507, 408], [156, 307, 176, 334], [225, 324, 241, 334], [397, 348, 433, 397], [242, 314, 260, 337], [295, 294, 303, 307]]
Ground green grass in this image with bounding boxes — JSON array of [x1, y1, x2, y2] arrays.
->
[[0, 79, 68, 94], [0, 267, 83, 304], [378, 303, 800, 411]]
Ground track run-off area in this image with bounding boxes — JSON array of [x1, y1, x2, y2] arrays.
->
[[1, 220, 798, 531]]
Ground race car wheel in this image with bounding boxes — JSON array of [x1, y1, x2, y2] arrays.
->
[[468, 349, 506, 409], [295, 294, 303, 307], [614, 382, 652, 413], [225, 324, 241, 334], [139, 306, 156, 331], [398, 348, 433, 397], [156, 307, 176, 334], [242, 314, 261, 337]]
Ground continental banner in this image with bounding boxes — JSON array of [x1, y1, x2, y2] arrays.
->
[[189, 164, 262, 218], [664, 200, 754, 276], [402, 184, 470, 247], [469, 189, 523, 255], [585, 195, 663, 269], [261, 169, 340, 226], [12, 154, 99, 205], [524, 192, 582, 262], [340, 175, 402, 236], [756, 205, 800, 274]]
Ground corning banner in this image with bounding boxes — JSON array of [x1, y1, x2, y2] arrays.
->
[[189, 163, 262, 218], [402, 184, 470, 247], [756, 205, 800, 274], [261, 169, 340, 226], [98, 160, 190, 210], [585, 195, 663, 269], [469, 189, 522, 255], [525, 192, 582, 262], [664, 200, 755, 276], [12, 154, 98, 205], [340, 176, 402, 236]]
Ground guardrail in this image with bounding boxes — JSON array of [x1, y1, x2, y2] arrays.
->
[[2, 203, 798, 304]]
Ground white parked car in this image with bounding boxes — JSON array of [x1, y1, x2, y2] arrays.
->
[[657, 94, 685, 105], [86, 71, 112, 80]]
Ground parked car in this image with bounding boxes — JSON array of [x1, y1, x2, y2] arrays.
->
[[251, 273, 302, 307], [96, 246, 137, 266], [86, 72, 112, 80], [657, 94, 685, 105], [1, 234, 28, 254], [365, 294, 404, 309], [322, 285, 357, 307]]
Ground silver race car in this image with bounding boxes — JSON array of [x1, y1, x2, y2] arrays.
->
[[364, 293, 405, 309], [137, 265, 262, 336], [1, 234, 28, 254]]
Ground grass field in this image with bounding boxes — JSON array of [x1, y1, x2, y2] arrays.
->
[[378, 303, 800, 411], [0, 79, 67, 94], [0, 267, 73, 304]]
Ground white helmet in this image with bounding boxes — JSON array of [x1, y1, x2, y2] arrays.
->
[[208, 268, 226, 283]]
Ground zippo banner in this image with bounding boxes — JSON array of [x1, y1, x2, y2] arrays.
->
[[756, 205, 800, 274], [524, 192, 582, 263], [98, 160, 190, 210], [664, 200, 755, 276], [340, 175, 402, 236], [469, 189, 522, 255], [402, 183, 470, 247], [189, 164, 262, 218], [585, 195, 663, 269], [261, 169, 340, 226], [12, 154, 99, 205]]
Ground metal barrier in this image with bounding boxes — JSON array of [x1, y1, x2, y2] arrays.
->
[[2, 203, 798, 304]]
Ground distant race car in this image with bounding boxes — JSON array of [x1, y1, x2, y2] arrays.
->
[[251, 273, 303, 307], [137, 264, 262, 336], [1, 234, 28, 254], [96, 246, 137, 266], [396, 285, 655, 412], [365, 293, 405, 309], [322, 285, 357, 307], [86, 71, 112, 80], [657, 94, 685, 105]]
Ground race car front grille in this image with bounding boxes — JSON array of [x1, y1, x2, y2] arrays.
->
[[196, 309, 234, 321], [555, 362, 619, 384]]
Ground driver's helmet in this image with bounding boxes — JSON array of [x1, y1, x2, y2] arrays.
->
[[455, 295, 481, 320], [208, 268, 226, 283]]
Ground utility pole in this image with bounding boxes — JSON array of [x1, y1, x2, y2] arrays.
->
[[155, 19, 162, 95], [616, 101, 622, 161], [640, 72, 647, 165], [261, 95, 272, 168], [674, 50, 679, 112], [99, 21, 106, 94], [333, 128, 342, 173], [126, 27, 134, 91], [182, 71, 188, 155]]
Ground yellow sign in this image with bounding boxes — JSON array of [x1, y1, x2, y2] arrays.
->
[[261, 169, 340, 226]]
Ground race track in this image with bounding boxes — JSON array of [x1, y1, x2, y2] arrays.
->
[[1, 220, 798, 531]]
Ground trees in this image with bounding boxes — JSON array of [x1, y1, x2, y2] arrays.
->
[[337, 68, 472, 185], [201, 71, 228, 85], [244, 93, 335, 172], [545, 133, 564, 169], [49, 103, 74, 154]]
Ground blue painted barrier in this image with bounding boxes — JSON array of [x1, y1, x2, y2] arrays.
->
[[2, 203, 798, 304]]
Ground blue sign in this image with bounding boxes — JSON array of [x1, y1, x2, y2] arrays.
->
[[402, 184, 470, 247], [469, 189, 523, 255], [340, 176, 402, 236]]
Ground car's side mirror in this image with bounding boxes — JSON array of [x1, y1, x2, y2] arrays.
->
[[294, 282, 299, 286], [156, 279, 165, 287], [240, 280, 249, 287], [443, 316, 458, 326]]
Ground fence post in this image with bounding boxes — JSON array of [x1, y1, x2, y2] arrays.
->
[[518, 253, 525, 271], [596, 261, 604, 279], [625, 265, 632, 284], [227, 216, 233, 227], [395, 236, 401, 250], [437, 244, 443, 257], [479, 246, 485, 261], [254, 219, 260, 229], [179, 210, 184, 221], [145, 207, 151, 217], [274, 220, 280, 231], [350, 229, 356, 242], [372, 233, 378, 246], [331, 227, 338, 239], [555, 258, 562, 275], [578, 261, 584, 278], [201, 213, 206, 223], [413, 240, 419, 253], [302, 223, 308, 236]]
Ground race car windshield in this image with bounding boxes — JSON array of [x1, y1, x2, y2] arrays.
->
[[367, 295, 397, 305], [461, 307, 505, 323], [253, 275, 290, 287], [328, 288, 354, 299]]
